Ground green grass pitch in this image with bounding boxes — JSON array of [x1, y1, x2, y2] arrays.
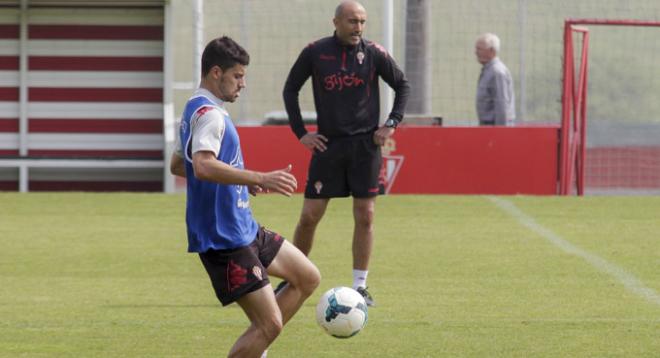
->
[[1, 193, 658, 357]]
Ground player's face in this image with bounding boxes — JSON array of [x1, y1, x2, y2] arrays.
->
[[334, 5, 367, 46], [475, 40, 495, 64], [216, 64, 246, 103]]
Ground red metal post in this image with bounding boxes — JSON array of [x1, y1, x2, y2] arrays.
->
[[559, 22, 574, 195], [577, 32, 590, 195]]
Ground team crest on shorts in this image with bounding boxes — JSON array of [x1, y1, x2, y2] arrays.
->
[[252, 266, 263, 281], [314, 181, 323, 194]]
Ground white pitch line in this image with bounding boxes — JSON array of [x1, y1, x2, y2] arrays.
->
[[489, 196, 660, 306]]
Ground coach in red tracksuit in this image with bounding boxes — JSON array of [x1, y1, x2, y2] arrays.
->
[[281, 1, 409, 307]]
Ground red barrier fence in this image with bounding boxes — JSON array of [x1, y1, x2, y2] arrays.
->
[[237, 125, 560, 195]]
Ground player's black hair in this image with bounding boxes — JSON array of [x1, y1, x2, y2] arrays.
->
[[201, 36, 250, 76]]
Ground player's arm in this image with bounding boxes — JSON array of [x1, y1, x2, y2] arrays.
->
[[170, 153, 186, 178], [192, 152, 297, 196], [283, 46, 314, 140], [283, 46, 328, 151], [372, 45, 410, 145], [190, 108, 297, 196], [170, 123, 186, 177], [373, 44, 410, 125]]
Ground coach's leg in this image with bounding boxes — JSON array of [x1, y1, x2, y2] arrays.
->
[[230, 286, 282, 358], [268, 240, 321, 323], [293, 198, 330, 256], [352, 197, 376, 271]]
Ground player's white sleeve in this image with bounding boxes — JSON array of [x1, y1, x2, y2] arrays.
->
[[191, 108, 225, 157]]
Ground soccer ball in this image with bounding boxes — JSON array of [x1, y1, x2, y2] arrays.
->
[[316, 286, 368, 338]]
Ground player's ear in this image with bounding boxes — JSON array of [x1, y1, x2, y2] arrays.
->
[[211, 65, 223, 79]]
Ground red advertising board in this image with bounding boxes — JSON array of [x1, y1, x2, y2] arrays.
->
[[237, 125, 560, 195]]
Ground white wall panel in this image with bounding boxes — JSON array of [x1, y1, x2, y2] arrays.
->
[[28, 133, 163, 150], [29, 71, 163, 88], [29, 8, 163, 25], [0, 102, 19, 118], [0, 133, 18, 148], [28, 40, 163, 57], [0, 71, 19, 86], [28, 102, 162, 119], [0, 8, 19, 23], [0, 40, 19, 55]]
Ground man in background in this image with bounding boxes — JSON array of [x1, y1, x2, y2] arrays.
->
[[475, 32, 516, 126]]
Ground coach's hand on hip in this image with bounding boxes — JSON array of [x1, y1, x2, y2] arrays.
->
[[300, 132, 328, 152], [373, 126, 395, 146]]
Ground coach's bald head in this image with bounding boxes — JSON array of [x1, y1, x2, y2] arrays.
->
[[333, 1, 367, 46]]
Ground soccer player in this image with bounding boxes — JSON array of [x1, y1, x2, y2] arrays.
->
[[170, 36, 320, 358], [281, 1, 410, 306]]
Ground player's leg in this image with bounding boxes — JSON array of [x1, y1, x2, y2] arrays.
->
[[267, 240, 321, 323], [347, 136, 381, 268], [294, 139, 349, 256], [230, 286, 282, 358], [351, 197, 377, 307], [346, 136, 381, 306], [352, 196, 376, 271], [199, 244, 282, 358], [292, 198, 330, 255]]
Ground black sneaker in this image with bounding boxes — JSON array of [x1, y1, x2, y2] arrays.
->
[[356, 287, 375, 307], [273, 280, 288, 295]]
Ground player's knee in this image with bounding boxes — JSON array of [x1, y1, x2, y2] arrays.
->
[[298, 210, 324, 227], [354, 208, 375, 227], [301, 265, 321, 297], [256, 315, 283, 343], [290, 263, 320, 297]]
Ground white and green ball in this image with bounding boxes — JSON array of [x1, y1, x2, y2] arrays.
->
[[316, 286, 368, 338]]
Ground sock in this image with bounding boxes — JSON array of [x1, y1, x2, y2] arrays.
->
[[352, 269, 369, 290]]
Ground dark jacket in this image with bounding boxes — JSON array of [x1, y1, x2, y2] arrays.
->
[[283, 33, 410, 139]]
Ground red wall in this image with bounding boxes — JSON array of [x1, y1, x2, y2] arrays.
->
[[237, 125, 560, 195]]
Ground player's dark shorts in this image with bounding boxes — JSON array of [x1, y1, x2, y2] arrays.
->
[[305, 133, 382, 199], [198, 226, 284, 306]]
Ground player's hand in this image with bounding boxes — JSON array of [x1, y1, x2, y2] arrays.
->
[[373, 126, 395, 146], [249, 185, 267, 196], [260, 164, 297, 197], [300, 133, 328, 152]]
